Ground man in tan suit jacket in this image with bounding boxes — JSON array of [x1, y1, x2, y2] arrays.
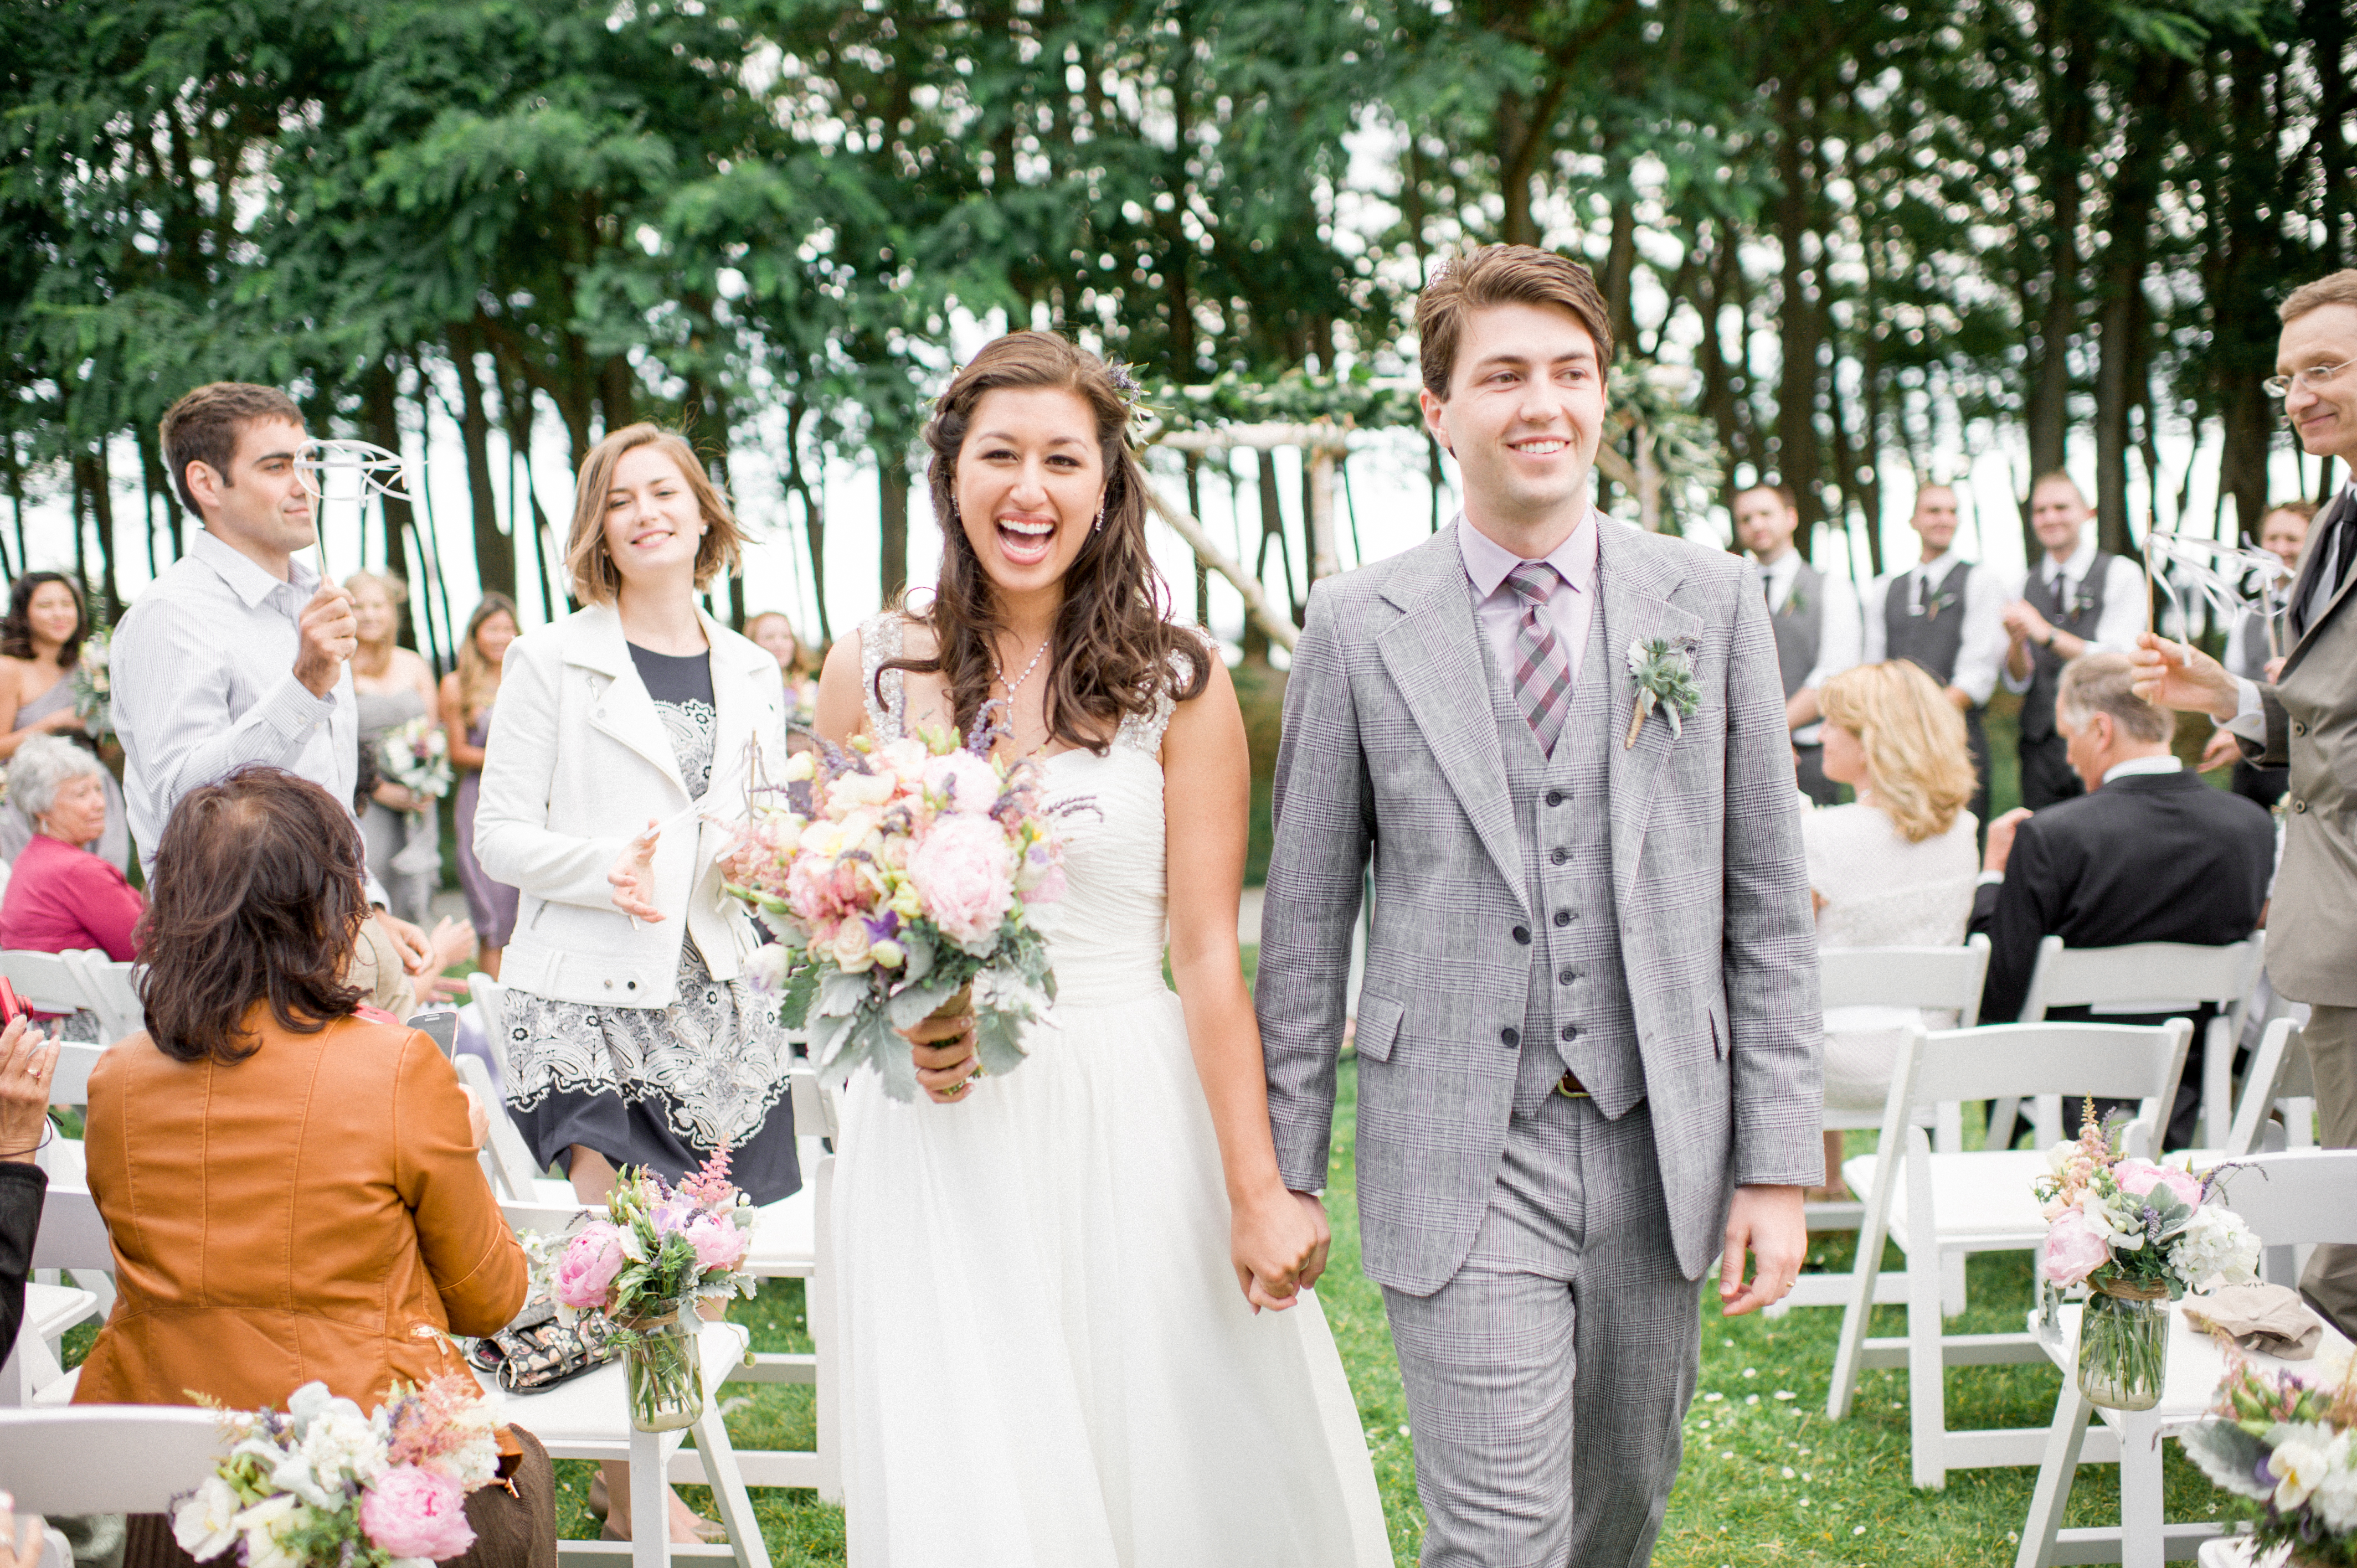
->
[[2136, 268, 2357, 1335]]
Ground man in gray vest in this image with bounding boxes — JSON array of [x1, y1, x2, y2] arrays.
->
[[1257, 244, 1819, 1567], [2135, 267, 2357, 1337], [2000, 472, 2147, 808], [1736, 483, 1860, 805], [1861, 483, 2008, 831]]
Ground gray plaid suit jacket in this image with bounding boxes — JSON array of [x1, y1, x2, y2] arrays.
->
[[1256, 520, 1823, 1294]]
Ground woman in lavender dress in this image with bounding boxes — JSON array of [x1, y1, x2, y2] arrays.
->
[[441, 594, 522, 978]]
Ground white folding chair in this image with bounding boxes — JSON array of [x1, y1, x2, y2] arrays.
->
[[454, 1050, 572, 1206], [679, 1065, 839, 1499], [2014, 1148, 2357, 1567], [0, 1406, 225, 1510], [1826, 1018, 2193, 1489], [26, 1043, 112, 1322], [58, 952, 141, 1045], [2219, 1017, 2315, 1159], [471, 969, 511, 1041], [1992, 936, 2261, 1151], [0, 951, 100, 1029], [3, 1182, 119, 1406], [1771, 937, 1993, 1317], [491, 1201, 770, 1568]]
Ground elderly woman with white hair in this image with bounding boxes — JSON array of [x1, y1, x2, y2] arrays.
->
[[0, 734, 143, 969]]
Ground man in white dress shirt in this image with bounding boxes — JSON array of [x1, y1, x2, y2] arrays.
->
[[112, 382, 432, 973], [2000, 472, 2147, 808], [1861, 483, 2009, 832], [1736, 483, 1860, 805]]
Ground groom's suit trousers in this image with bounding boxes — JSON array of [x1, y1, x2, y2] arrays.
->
[[1380, 601, 1699, 1568]]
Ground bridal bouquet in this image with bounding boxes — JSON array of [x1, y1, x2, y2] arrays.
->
[[171, 1377, 506, 1568], [2035, 1105, 2261, 1409], [2184, 1348, 2357, 1564], [379, 715, 453, 802], [722, 723, 1064, 1101], [72, 626, 112, 741]]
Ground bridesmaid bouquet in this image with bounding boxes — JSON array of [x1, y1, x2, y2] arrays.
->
[[72, 623, 114, 740], [722, 723, 1065, 1101], [379, 715, 454, 802], [2184, 1348, 2357, 1563], [170, 1377, 507, 1568]]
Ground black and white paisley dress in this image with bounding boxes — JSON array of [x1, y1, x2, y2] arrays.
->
[[501, 643, 800, 1203]]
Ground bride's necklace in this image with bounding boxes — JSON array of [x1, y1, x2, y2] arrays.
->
[[993, 635, 1052, 702]]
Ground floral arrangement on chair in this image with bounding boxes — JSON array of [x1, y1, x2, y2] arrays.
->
[[2184, 1346, 2357, 1565], [547, 1149, 756, 1430], [721, 721, 1067, 1102], [378, 715, 454, 802], [171, 1377, 506, 1568], [2034, 1104, 2261, 1409]]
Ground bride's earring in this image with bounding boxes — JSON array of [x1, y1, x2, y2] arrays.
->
[[1092, 497, 1106, 534]]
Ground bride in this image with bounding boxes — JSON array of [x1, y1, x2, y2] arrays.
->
[[813, 330, 1389, 1566]]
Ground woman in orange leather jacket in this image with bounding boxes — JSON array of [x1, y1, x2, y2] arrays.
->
[[73, 765, 551, 1566]]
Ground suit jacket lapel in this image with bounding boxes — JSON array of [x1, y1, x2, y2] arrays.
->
[[2286, 489, 2356, 676], [1376, 528, 1527, 910], [1600, 524, 1705, 907], [568, 604, 689, 796]]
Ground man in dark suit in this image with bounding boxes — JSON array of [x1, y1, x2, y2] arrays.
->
[[1973, 652, 2274, 1149]]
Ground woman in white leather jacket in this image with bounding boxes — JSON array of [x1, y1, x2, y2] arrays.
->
[[475, 422, 798, 1210]]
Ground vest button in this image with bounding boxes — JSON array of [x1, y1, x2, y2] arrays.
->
[[626, 980, 637, 990], [2294, 798, 2308, 813], [1560, 1024, 1578, 1043], [1554, 911, 1573, 927], [1550, 847, 1569, 865], [603, 979, 614, 989], [1545, 790, 1566, 807], [1512, 925, 1531, 944], [1500, 1027, 1521, 1048], [2293, 720, 2307, 737], [1558, 968, 1576, 985]]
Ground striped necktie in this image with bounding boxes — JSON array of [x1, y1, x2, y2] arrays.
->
[[1506, 561, 1573, 757]]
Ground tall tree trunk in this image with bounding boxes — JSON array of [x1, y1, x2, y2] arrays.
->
[[1601, 193, 1639, 358], [4, 429, 27, 575], [449, 324, 518, 602], [86, 445, 120, 621], [361, 359, 419, 646], [784, 401, 830, 643], [2092, 68, 2178, 556], [70, 456, 91, 606], [878, 457, 909, 604], [1253, 448, 1300, 625], [1772, 76, 1824, 554], [2022, 21, 2094, 537]]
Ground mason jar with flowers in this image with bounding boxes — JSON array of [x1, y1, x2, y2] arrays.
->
[[2035, 1105, 2262, 1411]]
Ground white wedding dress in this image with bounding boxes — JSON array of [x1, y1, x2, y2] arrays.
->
[[834, 616, 1390, 1567]]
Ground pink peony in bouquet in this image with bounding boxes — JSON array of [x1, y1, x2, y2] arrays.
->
[[547, 1147, 758, 1323], [169, 1376, 506, 1568], [722, 720, 1066, 1101]]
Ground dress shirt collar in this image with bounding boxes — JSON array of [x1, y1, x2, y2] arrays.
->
[[1913, 548, 1957, 583], [2101, 753, 2183, 785], [189, 528, 316, 611], [2041, 533, 2098, 587], [1752, 544, 1803, 597], [1457, 508, 1599, 600]]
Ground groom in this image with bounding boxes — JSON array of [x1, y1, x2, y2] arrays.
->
[[1256, 244, 1820, 1567]]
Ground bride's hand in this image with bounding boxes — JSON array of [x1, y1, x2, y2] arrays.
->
[[902, 1009, 980, 1105], [1231, 1188, 1330, 1313]]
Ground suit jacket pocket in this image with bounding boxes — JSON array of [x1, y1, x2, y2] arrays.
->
[[1710, 997, 1731, 1062], [1355, 992, 1405, 1063]]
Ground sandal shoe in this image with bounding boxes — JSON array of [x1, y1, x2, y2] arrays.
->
[[693, 1520, 729, 1545]]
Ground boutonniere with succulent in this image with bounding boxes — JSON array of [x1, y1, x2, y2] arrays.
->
[[1624, 638, 1702, 749], [1781, 584, 1808, 619]]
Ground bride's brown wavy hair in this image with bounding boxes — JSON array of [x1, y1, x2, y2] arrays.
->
[[883, 331, 1208, 750]]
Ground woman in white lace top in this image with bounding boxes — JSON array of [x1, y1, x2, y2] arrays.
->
[[1806, 660, 1981, 1192]]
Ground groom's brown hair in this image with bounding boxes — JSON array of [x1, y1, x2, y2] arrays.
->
[[1416, 245, 1615, 399]]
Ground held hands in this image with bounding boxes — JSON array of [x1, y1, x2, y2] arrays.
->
[[2000, 599, 2053, 647], [0, 1017, 58, 1164], [294, 582, 359, 698], [414, 916, 477, 1004], [2129, 631, 2240, 722], [899, 1005, 981, 1105], [1719, 1183, 1806, 1317], [608, 819, 665, 923], [375, 910, 435, 976], [1230, 1189, 1331, 1314]]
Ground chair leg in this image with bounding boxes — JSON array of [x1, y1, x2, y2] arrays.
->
[[630, 1427, 671, 1568], [1941, 1250, 1968, 1319], [1987, 1097, 2021, 1152], [2015, 1378, 2092, 1568], [688, 1397, 773, 1568], [1907, 1245, 1948, 1489], [2118, 1410, 2165, 1568]]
